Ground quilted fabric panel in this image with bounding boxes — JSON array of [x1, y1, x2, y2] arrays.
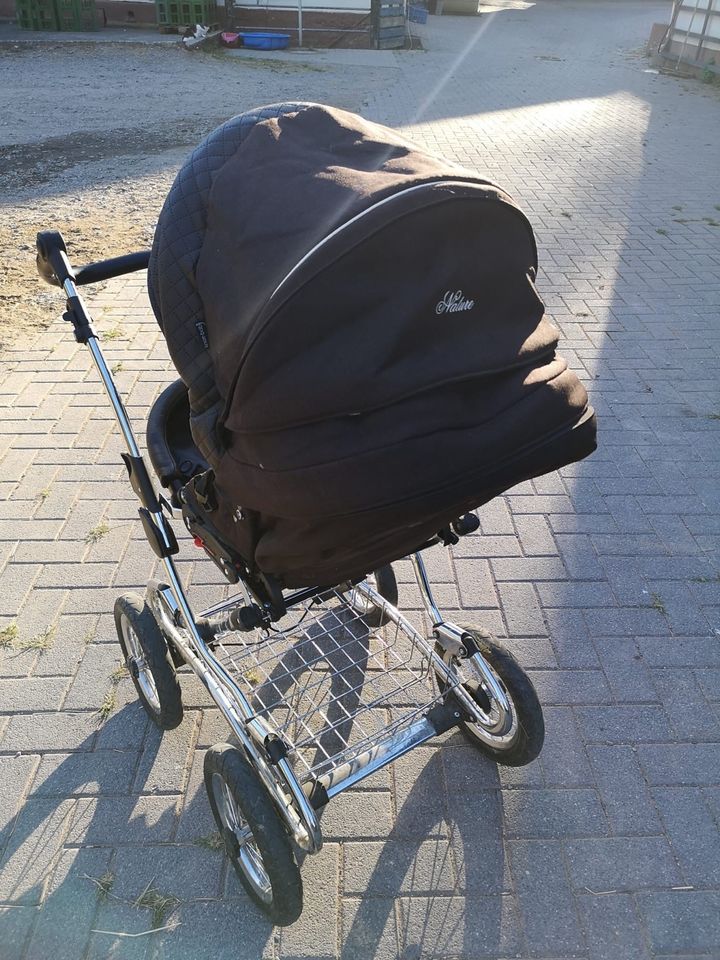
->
[[148, 102, 313, 465]]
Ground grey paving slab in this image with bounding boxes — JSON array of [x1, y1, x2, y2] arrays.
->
[[341, 896, 400, 960], [503, 788, 608, 840], [1, 1, 719, 957], [23, 846, 110, 960], [636, 891, 720, 955], [577, 893, 651, 960], [563, 836, 681, 891], [398, 893, 522, 959], [508, 840, 586, 957], [652, 786, 720, 887], [586, 744, 663, 837], [0, 798, 75, 905]]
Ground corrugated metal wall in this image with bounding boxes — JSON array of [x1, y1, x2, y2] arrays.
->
[[661, 0, 720, 70]]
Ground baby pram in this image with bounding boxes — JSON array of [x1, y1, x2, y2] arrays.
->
[[36, 103, 596, 925]]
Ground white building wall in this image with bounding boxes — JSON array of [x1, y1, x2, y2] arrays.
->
[[668, 0, 720, 60], [236, 0, 370, 9]]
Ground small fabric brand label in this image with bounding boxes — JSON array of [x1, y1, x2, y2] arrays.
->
[[195, 320, 210, 349], [435, 290, 475, 315]]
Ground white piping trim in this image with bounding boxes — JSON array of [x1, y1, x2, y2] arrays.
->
[[268, 179, 471, 302]]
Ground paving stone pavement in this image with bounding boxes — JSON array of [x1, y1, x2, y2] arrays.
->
[[2, 2, 720, 957]]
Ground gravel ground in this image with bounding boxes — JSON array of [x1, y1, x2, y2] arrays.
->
[[0, 37, 396, 347]]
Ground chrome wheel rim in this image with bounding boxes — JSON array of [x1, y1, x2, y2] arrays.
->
[[444, 652, 519, 749], [121, 618, 161, 714], [211, 772, 273, 904]]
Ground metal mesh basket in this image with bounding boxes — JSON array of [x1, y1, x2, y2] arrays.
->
[[214, 587, 447, 782]]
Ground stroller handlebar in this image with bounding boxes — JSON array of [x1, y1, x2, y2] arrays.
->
[[75, 250, 151, 286], [36, 230, 150, 288]]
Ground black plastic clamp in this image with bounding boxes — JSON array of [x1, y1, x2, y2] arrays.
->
[[437, 525, 460, 547], [425, 701, 464, 736], [139, 507, 179, 559], [63, 300, 97, 344], [264, 735, 289, 765], [303, 779, 330, 811]]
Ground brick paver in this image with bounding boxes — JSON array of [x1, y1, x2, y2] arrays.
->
[[1, 2, 719, 957]]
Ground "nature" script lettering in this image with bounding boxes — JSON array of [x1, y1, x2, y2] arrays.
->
[[435, 290, 475, 315]]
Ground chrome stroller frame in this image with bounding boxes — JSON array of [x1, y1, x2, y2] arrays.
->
[[37, 231, 542, 924]]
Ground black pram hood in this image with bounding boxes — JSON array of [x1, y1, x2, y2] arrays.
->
[[149, 103, 596, 587], [149, 102, 516, 462]]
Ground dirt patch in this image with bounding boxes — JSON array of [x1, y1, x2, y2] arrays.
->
[[0, 37, 388, 350], [1, 193, 162, 347], [0, 148, 183, 349]]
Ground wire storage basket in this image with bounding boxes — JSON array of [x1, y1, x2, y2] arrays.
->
[[214, 587, 446, 784]]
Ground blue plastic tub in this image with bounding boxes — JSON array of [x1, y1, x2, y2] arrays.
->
[[240, 32, 291, 50], [408, 4, 428, 22]]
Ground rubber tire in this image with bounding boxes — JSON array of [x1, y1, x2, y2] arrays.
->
[[204, 743, 303, 926], [114, 592, 183, 730], [436, 628, 544, 766], [352, 565, 398, 628]]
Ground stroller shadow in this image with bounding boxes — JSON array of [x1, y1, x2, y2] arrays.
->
[[0, 706, 275, 960], [0, 708, 159, 900], [250, 604, 510, 958], [251, 605, 372, 774], [340, 749, 508, 960]]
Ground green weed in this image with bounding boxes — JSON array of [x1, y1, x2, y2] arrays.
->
[[95, 871, 115, 903], [97, 687, 117, 723], [133, 883, 179, 927], [109, 663, 129, 684], [701, 63, 718, 84], [650, 592, 667, 615], [86, 521, 110, 544], [18, 624, 56, 651], [97, 663, 130, 722], [192, 831, 224, 852], [0, 623, 18, 648], [691, 573, 720, 583]]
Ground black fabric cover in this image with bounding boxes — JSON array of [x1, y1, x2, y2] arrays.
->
[[149, 103, 596, 587]]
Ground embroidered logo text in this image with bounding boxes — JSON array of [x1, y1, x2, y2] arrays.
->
[[435, 290, 475, 315]]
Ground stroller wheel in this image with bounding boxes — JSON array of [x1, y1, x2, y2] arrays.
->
[[435, 628, 544, 766], [114, 593, 183, 730], [348, 564, 398, 628], [204, 743, 303, 926]]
